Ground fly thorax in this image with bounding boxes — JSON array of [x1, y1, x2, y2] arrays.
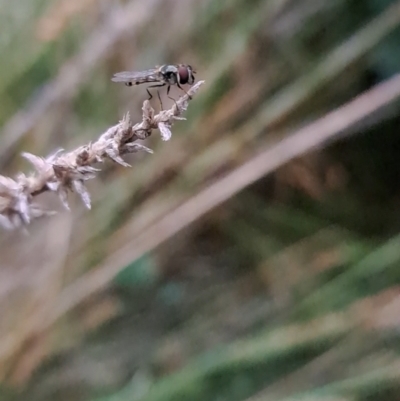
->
[[161, 65, 179, 85]]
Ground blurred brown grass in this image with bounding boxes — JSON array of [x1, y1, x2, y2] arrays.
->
[[2, 0, 400, 400]]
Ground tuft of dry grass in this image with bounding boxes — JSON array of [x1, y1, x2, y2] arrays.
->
[[0, 81, 204, 231]]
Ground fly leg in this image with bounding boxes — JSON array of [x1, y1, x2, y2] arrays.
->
[[146, 83, 166, 109], [177, 83, 192, 100], [157, 90, 163, 110], [167, 85, 179, 109]]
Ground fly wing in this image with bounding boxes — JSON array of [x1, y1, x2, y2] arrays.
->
[[111, 69, 160, 84]]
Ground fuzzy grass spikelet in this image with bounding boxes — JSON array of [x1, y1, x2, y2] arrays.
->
[[0, 81, 204, 230]]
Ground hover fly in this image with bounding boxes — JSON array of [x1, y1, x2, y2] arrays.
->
[[111, 64, 196, 104]]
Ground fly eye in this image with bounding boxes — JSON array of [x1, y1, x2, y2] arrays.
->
[[177, 66, 191, 84]]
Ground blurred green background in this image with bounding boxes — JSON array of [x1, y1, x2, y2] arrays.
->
[[1, 0, 400, 400]]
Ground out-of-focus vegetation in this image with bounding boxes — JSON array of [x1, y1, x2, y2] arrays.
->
[[1, 0, 400, 400]]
